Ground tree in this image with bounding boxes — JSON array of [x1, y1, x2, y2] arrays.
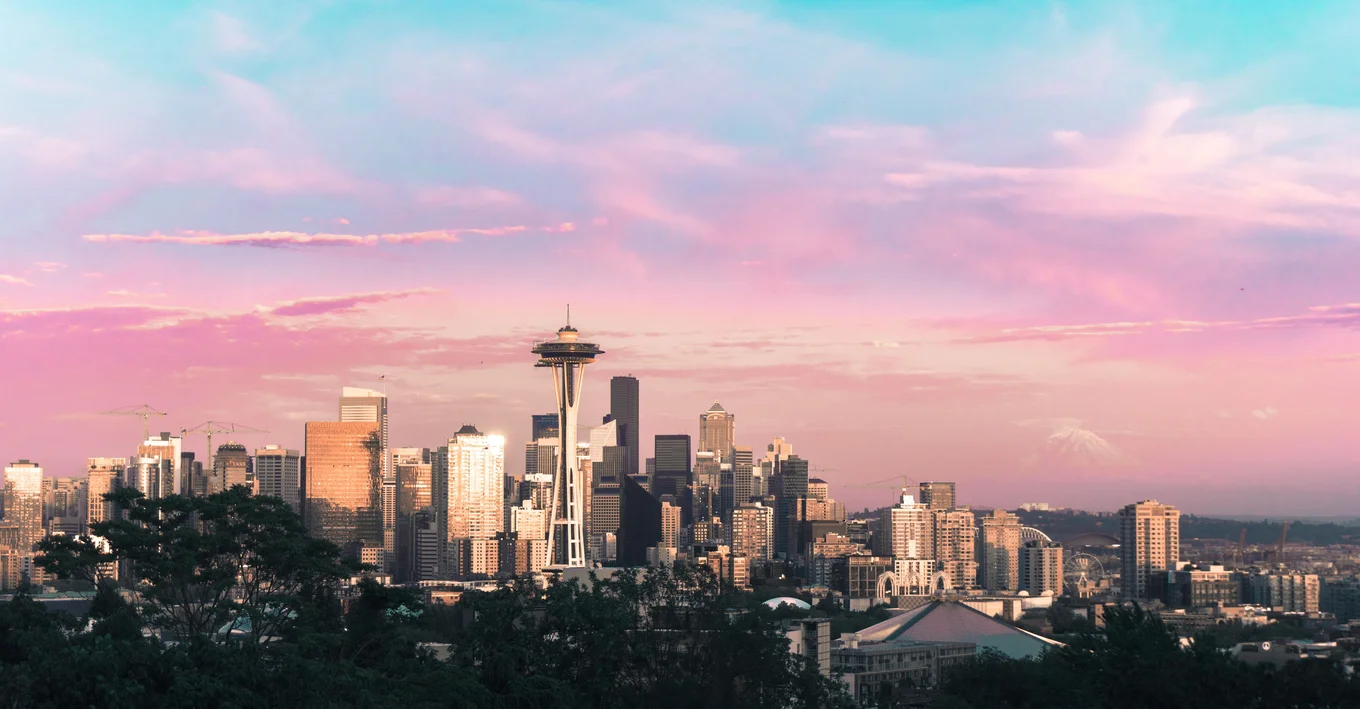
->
[[37, 486, 355, 642]]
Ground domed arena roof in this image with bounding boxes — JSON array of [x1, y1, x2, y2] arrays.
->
[[763, 597, 812, 610]]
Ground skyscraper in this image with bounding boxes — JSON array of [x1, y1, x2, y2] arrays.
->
[[303, 421, 382, 556], [875, 492, 933, 560], [443, 425, 505, 577], [1120, 500, 1181, 600], [610, 376, 639, 477], [339, 387, 392, 564], [86, 457, 125, 528], [1019, 540, 1063, 596], [653, 434, 691, 502], [254, 446, 301, 511], [531, 414, 559, 441], [212, 442, 250, 494], [917, 482, 955, 511], [659, 498, 682, 550], [933, 508, 977, 590], [533, 319, 605, 569], [392, 447, 432, 583], [698, 401, 735, 462], [731, 501, 773, 562], [729, 446, 754, 510], [775, 455, 809, 558], [978, 509, 1023, 593], [619, 474, 661, 566], [137, 433, 183, 499], [2, 461, 43, 553]]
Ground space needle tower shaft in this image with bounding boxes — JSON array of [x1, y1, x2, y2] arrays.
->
[[531, 309, 604, 569]]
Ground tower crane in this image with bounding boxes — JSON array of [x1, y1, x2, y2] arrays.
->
[[845, 473, 918, 490], [103, 405, 168, 441], [180, 421, 271, 476]]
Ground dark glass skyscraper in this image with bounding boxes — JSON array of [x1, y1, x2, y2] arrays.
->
[[618, 474, 661, 566], [653, 434, 691, 500], [775, 455, 809, 558], [609, 376, 640, 477], [531, 413, 559, 441]]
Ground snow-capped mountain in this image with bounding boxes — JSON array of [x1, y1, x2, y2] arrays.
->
[[1023, 427, 1135, 470]]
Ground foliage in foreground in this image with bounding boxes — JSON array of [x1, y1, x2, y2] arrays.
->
[[936, 605, 1360, 709], [5, 487, 849, 708]]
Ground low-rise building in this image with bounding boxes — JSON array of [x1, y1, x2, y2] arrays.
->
[[833, 636, 975, 704]]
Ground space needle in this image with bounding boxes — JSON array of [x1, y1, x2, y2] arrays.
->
[[532, 308, 604, 569]]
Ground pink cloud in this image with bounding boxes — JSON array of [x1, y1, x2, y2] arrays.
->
[[84, 223, 584, 247], [964, 303, 1360, 344], [268, 288, 440, 317], [0, 275, 32, 286]]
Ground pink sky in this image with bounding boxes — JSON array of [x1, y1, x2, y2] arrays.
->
[[2, 3, 1359, 514]]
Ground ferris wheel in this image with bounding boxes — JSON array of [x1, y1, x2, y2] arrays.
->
[[1063, 552, 1105, 586]]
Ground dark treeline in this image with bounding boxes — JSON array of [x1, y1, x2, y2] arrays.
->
[[2, 487, 851, 708]]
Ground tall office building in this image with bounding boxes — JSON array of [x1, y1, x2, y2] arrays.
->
[[653, 435, 692, 503], [933, 508, 977, 590], [659, 498, 682, 550], [254, 446, 300, 511], [531, 414, 559, 441], [610, 376, 640, 477], [698, 401, 735, 462], [619, 474, 661, 566], [339, 387, 391, 563], [392, 447, 432, 583], [137, 433, 183, 499], [303, 421, 382, 555], [442, 425, 505, 577], [212, 442, 250, 494], [775, 455, 809, 558], [86, 458, 126, 527], [2, 461, 43, 553], [729, 446, 754, 509], [533, 321, 605, 569], [509, 500, 549, 572], [1019, 540, 1063, 596], [978, 509, 1023, 593], [1119, 500, 1181, 600], [875, 492, 933, 560], [731, 501, 773, 562], [393, 448, 432, 515], [917, 482, 955, 511]]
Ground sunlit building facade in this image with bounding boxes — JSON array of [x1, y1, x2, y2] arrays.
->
[[303, 421, 383, 555]]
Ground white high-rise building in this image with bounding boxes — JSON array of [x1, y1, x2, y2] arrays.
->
[[1120, 500, 1180, 600], [136, 433, 183, 498], [254, 446, 301, 512], [876, 492, 933, 560], [444, 425, 505, 576]]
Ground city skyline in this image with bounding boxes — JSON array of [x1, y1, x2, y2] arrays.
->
[[4, 2, 1360, 514]]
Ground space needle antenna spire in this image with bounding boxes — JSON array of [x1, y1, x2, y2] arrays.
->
[[532, 311, 604, 569]]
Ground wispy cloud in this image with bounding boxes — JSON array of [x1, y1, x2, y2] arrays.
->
[[967, 304, 1360, 343], [1251, 406, 1279, 420], [210, 11, 263, 53], [267, 288, 441, 317], [0, 275, 33, 286], [34, 262, 66, 272], [82, 223, 580, 248]]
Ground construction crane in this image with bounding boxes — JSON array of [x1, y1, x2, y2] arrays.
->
[[845, 473, 918, 490], [808, 464, 840, 478], [180, 421, 271, 475], [103, 405, 168, 441]]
